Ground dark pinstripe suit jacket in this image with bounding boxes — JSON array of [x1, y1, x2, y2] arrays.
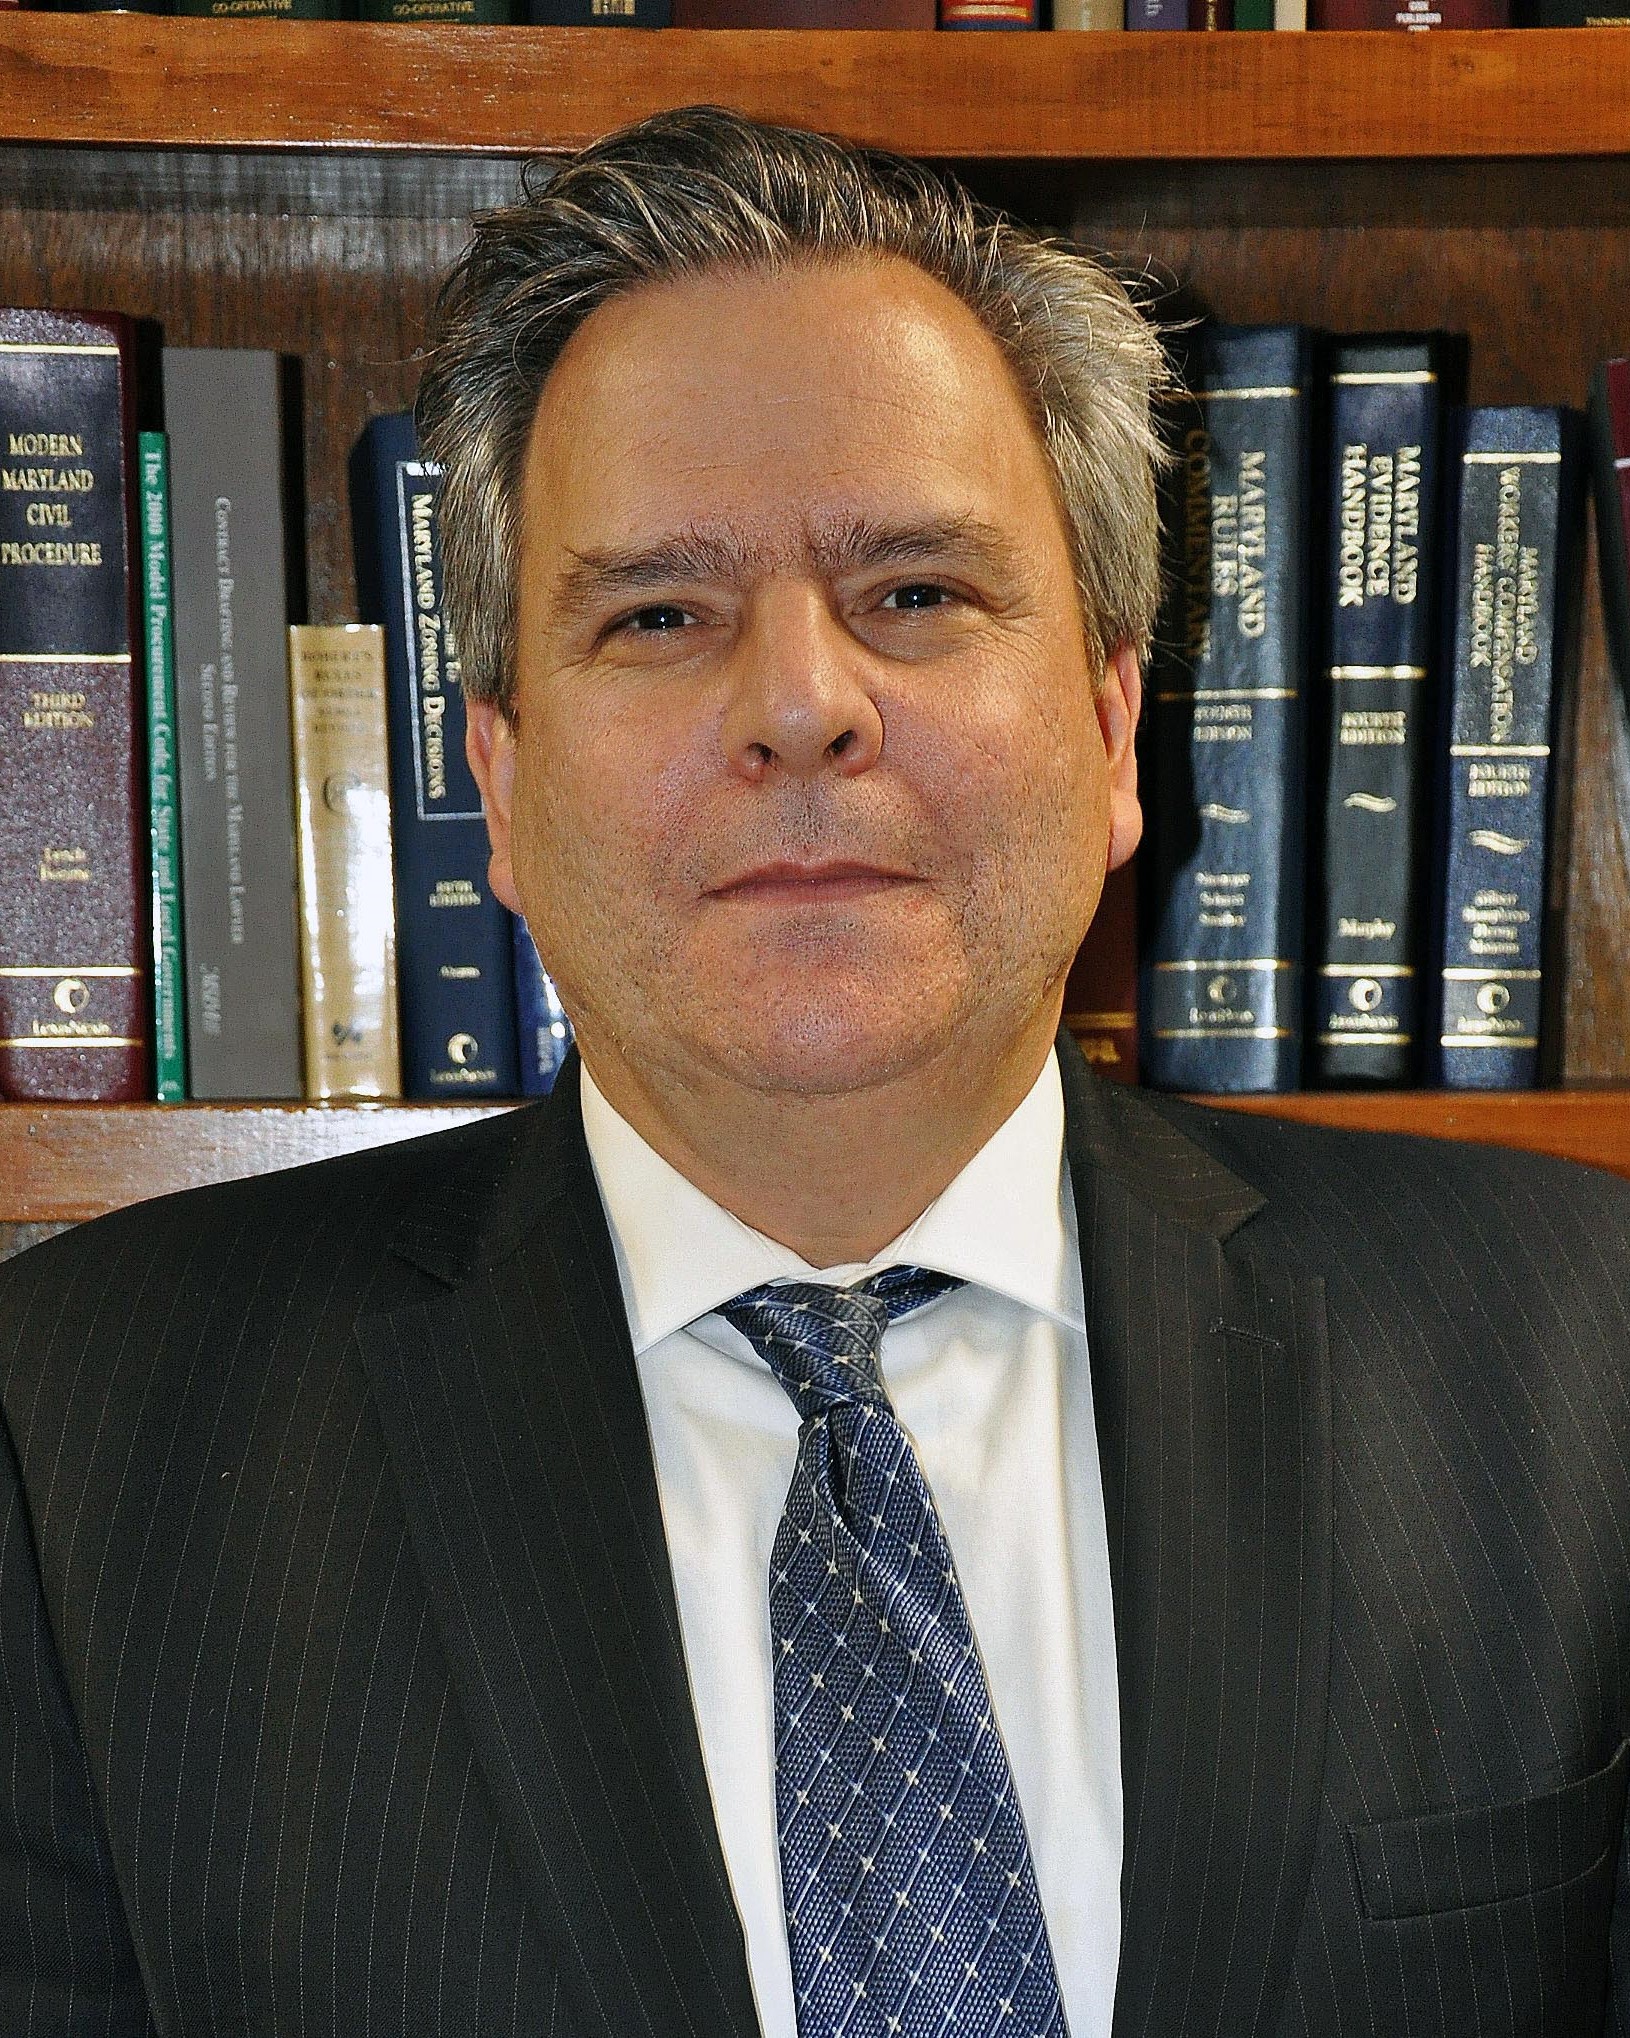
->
[[3, 1038, 1629, 2037]]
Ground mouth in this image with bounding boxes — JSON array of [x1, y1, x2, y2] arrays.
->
[[705, 859, 917, 906]]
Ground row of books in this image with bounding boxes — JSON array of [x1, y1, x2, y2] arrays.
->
[[12, 0, 1622, 25], [0, 310, 571, 1103], [4, 300, 1624, 1106], [1075, 321, 1627, 1098]]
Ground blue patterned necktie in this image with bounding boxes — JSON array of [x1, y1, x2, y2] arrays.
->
[[719, 1267, 1070, 2038]]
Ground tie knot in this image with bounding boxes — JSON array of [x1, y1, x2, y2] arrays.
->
[[718, 1267, 962, 1423]]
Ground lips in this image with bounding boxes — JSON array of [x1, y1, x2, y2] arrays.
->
[[706, 859, 914, 904]]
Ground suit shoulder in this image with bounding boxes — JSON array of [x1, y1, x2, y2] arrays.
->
[[0, 1104, 543, 1399]]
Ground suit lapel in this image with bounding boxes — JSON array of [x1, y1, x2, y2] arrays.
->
[[1059, 1043, 1332, 2038], [352, 1059, 760, 2038]]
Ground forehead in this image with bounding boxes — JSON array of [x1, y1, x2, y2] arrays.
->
[[519, 254, 1065, 565]]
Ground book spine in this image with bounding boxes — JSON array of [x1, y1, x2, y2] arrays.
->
[[177, 0, 346, 14], [1052, 0, 1123, 22], [288, 625, 403, 1100], [350, 419, 520, 1099], [22, 0, 168, 12], [1064, 858, 1138, 1083], [360, 0, 513, 16], [1309, 342, 1446, 1086], [513, 915, 574, 1097], [1142, 325, 1310, 1093], [0, 308, 150, 1102], [1273, 0, 1307, 23], [165, 347, 303, 1100], [1522, 0, 1630, 18], [1126, 0, 1188, 22], [527, 0, 670, 16], [137, 430, 187, 1102], [1234, 0, 1273, 25], [1312, 0, 1507, 20], [1589, 359, 1630, 721], [1438, 412, 1580, 1088], [940, 0, 1036, 23]]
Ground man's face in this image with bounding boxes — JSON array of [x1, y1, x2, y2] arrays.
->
[[468, 254, 1141, 1102]]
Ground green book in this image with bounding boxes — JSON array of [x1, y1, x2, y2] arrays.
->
[[138, 431, 188, 1103], [358, 0, 513, 18], [1234, 0, 1274, 23], [176, 0, 347, 16]]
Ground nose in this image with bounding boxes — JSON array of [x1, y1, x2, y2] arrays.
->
[[720, 584, 885, 783]]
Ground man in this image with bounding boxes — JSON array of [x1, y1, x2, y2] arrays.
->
[[2, 106, 1627, 2038]]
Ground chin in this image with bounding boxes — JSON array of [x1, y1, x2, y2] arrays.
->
[[703, 982, 962, 1099]]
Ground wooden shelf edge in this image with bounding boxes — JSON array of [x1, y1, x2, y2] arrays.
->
[[0, 1100, 517, 1224], [2, 18, 1629, 162], [1202, 1086, 1630, 1182], [1, 1088, 1627, 1226]]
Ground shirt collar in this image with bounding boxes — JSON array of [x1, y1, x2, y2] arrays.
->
[[580, 1050, 1084, 1358]]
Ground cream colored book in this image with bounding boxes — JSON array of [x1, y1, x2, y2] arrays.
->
[[288, 624, 403, 1099], [1053, 0, 1122, 22]]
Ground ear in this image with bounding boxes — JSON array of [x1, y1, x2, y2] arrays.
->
[[464, 698, 524, 915], [1096, 640, 1143, 872]]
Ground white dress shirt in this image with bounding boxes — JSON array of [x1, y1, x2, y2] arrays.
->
[[580, 1053, 1122, 2038]]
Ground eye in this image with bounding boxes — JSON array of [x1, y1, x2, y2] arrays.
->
[[879, 582, 955, 612], [616, 603, 696, 634]]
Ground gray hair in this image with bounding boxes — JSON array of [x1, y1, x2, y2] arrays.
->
[[417, 106, 1169, 714]]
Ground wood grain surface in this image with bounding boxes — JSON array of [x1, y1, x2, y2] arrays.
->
[[2, 18, 1630, 162], [1209, 1088, 1630, 1181], [0, 1103, 517, 1225], [2, 1088, 1626, 1233]]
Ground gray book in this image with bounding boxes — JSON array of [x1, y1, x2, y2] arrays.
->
[[165, 348, 303, 1100]]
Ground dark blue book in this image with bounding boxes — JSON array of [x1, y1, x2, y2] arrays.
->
[[349, 415, 520, 1100], [512, 914, 573, 1098], [1309, 335, 1457, 1087], [1437, 407, 1583, 1089], [1141, 324, 1313, 1094]]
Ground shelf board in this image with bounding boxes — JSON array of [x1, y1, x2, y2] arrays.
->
[[1205, 1086, 1630, 1182], [2, 18, 1629, 162], [0, 1100, 517, 1225], [1, 1088, 1626, 1226]]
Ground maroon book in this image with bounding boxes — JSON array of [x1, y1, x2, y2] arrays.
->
[[1064, 857, 1138, 1086], [1312, 0, 1506, 21], [672, 0, 932, 20], [0, 307, 151, 1101]]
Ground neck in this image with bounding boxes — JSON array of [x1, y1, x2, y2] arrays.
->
[[578, 1009, 1062, 1268]]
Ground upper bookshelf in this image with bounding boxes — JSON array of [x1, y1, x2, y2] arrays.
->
[[3, 16, 1629, 163]]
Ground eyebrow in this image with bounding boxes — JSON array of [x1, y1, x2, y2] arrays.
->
[[548, 513, 1025, 626]]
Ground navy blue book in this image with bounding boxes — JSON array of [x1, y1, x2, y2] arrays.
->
[[512, 914, 574, 1097], [1309, 335, 1457, 1087], [1141, 324, 1313, 1094], [349, 414, 520, 1100], [1437, 407, 1583, 1089]]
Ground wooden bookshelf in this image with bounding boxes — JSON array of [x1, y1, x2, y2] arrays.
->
[[1, 1089, 1627, 1228], [0, 1100, 514, 1225], [0, 18, 1628, 162], [4, 19, 1630, 1235]]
